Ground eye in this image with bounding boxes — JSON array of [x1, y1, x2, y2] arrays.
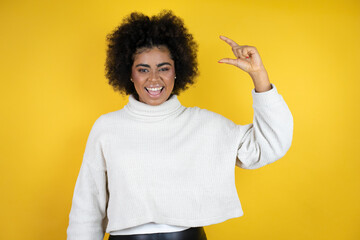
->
[[138, 68, 149, 73], [159, 67, 170, 72]]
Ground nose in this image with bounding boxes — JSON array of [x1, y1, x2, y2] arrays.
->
[[149, 70, 160, 81]]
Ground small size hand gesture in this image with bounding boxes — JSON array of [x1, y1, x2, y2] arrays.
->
[[218, 35, 271, 92]]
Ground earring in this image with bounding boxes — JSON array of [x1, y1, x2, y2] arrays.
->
[[130, 78, 133, 82], [175, 76, 176, 79]]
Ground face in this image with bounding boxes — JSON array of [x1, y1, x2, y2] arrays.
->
[[131, 46, 176, 106]]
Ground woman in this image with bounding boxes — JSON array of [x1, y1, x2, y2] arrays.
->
[[67, 10, 293, 240]]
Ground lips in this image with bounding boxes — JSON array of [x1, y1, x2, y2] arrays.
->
[[145, 86, 164, 96]]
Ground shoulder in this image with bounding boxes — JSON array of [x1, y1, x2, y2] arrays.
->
[[86, 108, 128, 132], [94, 108, 128, 127], [185, 106, 237, 130]]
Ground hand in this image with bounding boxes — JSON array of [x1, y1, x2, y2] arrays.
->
[[218, 35, 272, 92]]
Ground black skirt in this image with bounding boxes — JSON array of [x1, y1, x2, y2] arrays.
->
[[108, 227, 207, 240]]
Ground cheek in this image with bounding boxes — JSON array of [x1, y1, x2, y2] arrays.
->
[[163, 73, 175, 85], [131, 73, 144, 91], [131, 71, 145, 84], [131, 69, 139, 80], [170, 70, 176, 85], [164, 69, 176, 80]]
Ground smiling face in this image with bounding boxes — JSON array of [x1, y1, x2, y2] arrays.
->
[[131, 46, 176, 106]]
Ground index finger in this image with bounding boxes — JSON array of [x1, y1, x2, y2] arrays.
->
[[220, 35, 239, 48]]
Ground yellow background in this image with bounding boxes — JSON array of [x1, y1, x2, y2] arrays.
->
[[1, 0, 359, 239]]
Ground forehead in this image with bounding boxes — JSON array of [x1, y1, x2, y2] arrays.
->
[[133, 46, 173, 64]]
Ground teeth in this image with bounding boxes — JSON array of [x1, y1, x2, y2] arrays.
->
[[146, 87, 163, 91]]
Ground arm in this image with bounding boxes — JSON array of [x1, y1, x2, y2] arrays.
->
[[218, 36, 293, 169], [235, 84, 293, 169], [67, 116, 109, 240]]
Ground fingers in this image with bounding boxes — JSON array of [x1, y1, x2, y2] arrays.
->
[[220, 35, 239, 48], [241, 48, 250, 58], [218, 58, 238, 66], [233, 47, 251, 59], [220, 35, 255, 59], [218, 57, 251, 72], [219, 36, 264, 72]]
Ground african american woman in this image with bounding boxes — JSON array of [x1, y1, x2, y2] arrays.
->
[[67, 10, 293, 240]]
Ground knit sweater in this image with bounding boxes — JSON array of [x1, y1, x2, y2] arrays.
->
[[66, 83, 293, 240]]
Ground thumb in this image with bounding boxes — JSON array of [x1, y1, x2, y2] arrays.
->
[[218, 58, 237, 66], [218, 58, 250, 71]]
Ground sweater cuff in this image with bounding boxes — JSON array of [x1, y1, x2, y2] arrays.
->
[[251, 83, 282, 107]]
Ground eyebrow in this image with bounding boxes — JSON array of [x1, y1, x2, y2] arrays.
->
[[135, 62, 172, 68]]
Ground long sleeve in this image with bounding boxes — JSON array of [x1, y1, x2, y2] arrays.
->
[[236, 83, 293, 169], [67, 116, 109, 240]]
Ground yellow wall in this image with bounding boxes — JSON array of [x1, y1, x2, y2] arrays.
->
[[1, 0, 359, 239]]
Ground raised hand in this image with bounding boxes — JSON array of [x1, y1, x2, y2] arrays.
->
[[218, 35, 272, 92]]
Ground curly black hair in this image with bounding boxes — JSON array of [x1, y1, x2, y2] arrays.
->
[[105, 10, 199, 98]]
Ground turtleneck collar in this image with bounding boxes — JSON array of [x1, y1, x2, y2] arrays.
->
[[124, 94, 185, 121]]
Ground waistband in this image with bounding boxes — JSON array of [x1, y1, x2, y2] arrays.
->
[[108, 227, 207, 240]]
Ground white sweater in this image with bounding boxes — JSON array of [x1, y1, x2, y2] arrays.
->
[[66, 83, 293, 240]]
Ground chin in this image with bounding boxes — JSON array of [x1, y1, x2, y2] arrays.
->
[[138, 88, 172, 106]]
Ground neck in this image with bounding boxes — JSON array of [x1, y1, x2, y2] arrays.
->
[[124, 93, 184, 122], [133, 92, 175, 104]]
